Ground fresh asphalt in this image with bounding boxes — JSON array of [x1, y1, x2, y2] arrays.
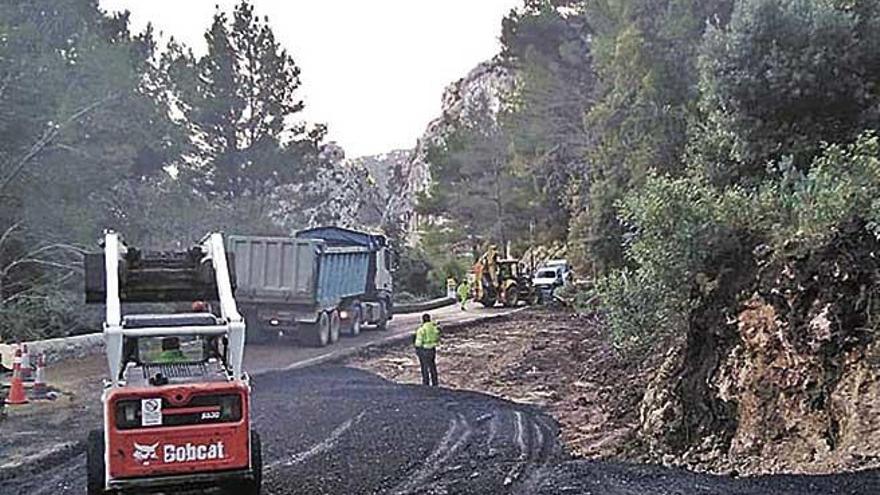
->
[[3, 305, 880, 494], [4, 366, 880, 494]]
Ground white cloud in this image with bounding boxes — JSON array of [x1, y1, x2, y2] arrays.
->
[[100, 0, 521, 157]]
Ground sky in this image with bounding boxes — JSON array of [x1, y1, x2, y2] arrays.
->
[[99, 0, 521, 158]]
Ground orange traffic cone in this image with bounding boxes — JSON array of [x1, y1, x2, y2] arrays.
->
[[20, 343, 31, 381], [31, 353, 47, 400], [6, 347, 28, 405]]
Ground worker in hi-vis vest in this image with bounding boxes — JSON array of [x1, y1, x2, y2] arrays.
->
[[414, 313, 440, 387]]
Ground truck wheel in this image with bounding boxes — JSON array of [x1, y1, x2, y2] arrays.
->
[[305, 312, 330, 347], [244, 311, 269, 345], [86, 429, 106, 495], [329, 310, 341, 344], [376, 301, 389, 331], [223, 430, 262, 495], [349, 304, 362, 337]]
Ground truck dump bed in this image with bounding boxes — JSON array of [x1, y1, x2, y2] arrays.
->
[[316, 247, 371, 306], [226, 236, 319, 305], [227, 235, 372, 310]]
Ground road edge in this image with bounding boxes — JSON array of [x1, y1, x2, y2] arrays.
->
[[276, 309, 524, 373]]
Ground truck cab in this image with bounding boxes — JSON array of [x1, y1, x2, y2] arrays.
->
[[85, 232, 261, 494]]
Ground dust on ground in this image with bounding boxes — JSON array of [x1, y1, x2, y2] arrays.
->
[[348, 309, 661, 461]]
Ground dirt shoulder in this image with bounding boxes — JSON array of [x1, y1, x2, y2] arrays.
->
[[348, 309, 661, 461]]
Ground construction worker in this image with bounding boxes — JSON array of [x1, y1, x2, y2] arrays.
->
[[414, 313, 440, 387], [156, 337, 187, 363], [457, 279, 470, 311]]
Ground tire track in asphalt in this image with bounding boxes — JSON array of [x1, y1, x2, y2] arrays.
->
[[270, 411, 367, 469], [514, 414, 558, 495], [390, 413, 473, 494], [502, 410, 530, 487]]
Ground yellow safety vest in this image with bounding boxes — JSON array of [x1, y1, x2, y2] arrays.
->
[[415, 322, 440, 349]]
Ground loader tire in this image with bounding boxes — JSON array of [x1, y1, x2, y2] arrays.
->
[[86, 430, 106, 495], [503, 285, 519, 307], [223, 430, 262, 495]]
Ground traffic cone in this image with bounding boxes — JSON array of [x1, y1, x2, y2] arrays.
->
[[20, 343, 31, 381], [31, 353, 47, 400], [6, 347, 28, 405]]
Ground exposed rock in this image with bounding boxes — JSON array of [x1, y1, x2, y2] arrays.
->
[[349, 149, 411, 226], [635, 220, 880, 476], [638, 344, 686, 456], [385, 60, 516, 237], [275, 143, 408, 231]]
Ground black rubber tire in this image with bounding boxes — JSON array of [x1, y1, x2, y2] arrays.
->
[[349, 304, 362, 337], [503, 285, 519, 307], [244, 310, 270, 345], [86, 429, 106, 495], [375, 301, 389, 331], [305, 312, 330, 347], [223, 430, 262, 495], [329, 310, 341, 344]]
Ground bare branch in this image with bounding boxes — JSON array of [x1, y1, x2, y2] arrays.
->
[[2, 258, 83, 275], [0, 92, 119, 193], [0, 222, 21, 254]]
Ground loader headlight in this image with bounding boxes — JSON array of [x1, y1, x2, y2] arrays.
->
[[339, 310, 349, 320], [114, 400, 141, 429], [269, 319, 280, 326]]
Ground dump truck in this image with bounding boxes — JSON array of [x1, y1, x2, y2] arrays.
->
[[226, 227, 394, 346], [84, 231, 261, 495]]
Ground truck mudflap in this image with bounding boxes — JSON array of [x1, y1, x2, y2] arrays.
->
[[108, 424, 250, 479]]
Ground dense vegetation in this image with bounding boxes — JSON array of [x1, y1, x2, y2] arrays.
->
[[421, 0, 880, 352], [0, 1, 328, 341]]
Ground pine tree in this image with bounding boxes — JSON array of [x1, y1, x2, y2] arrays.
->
[[165, 1, 324, 204]]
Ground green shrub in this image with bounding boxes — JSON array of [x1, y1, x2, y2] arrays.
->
[[596, 132, 880, 354]]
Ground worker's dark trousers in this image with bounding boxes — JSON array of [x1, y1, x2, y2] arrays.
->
[[416, 347, 438, 387]]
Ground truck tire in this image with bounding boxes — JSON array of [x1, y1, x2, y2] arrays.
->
[[329, 310, 341, 344], [223, 430, 262, 495], [86, 429, 106, 495], [305, 312, 330, 347], [348, 304, 362, 337], [244, 310, 270, 345], [376, 301, 389, 331]]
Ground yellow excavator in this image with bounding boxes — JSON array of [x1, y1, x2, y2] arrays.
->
[[472, 244, 534, 307]]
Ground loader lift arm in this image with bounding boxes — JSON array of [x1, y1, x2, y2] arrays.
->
[[88, 231, 246, 386]]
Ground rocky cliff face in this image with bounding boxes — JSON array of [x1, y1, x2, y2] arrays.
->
[[637, 221, 880, 476], [285, 60, 515, 237], [349, 149, 411, 226], [276, 143, 410, 232], [385, 60, 516, 237]]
